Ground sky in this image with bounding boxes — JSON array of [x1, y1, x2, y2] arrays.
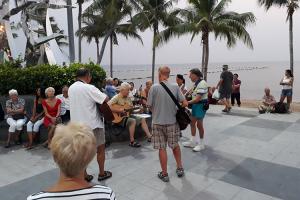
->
[[59, 0, 300, 65]]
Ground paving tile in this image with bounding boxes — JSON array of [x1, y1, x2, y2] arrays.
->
[[203, 180, 241, 199], [285, 123, 300, 133], [240, 118, 292, 131], [232, 188, 275, 200], [124, 184, 162, 200], [220, 125, 281, 142], [220, 158, 300, 200]]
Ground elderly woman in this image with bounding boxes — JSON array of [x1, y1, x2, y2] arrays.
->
[[25, 88, 45, 150], [27, 123, 116, 200], [42, 87, 62, 148], [5, 89, 26, 148]]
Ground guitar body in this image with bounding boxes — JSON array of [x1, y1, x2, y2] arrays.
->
[[111, 104, 133, 124]]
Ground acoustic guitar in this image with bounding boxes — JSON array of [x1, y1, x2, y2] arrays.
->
[[110, 104, 141, 124]]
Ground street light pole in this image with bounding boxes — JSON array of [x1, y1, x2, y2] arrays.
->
[[66, 0, 75, 63]]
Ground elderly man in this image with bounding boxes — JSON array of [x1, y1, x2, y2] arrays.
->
[[258, 88, 276, 113], [147, 66, 188, 182], [69, 68, 112, 182], [56, 85, 70, 123], [109, 82, 152, 147], [216, 64, 233, 112]]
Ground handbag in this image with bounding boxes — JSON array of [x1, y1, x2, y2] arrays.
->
[[98, 102, 115, 122], [11, 102, 25, 120], [160, 82, 191, 130], [212, 90, 220, 100]]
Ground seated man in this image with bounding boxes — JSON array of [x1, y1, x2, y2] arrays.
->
[[141, 80, 152, 106], [105, 78, 117, 99], [56, 85, 70, 123], [258, 88, 276, 113], [109, 82, 152, 147]]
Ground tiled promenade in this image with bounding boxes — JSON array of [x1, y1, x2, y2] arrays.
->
[[1, 105, 300, 200]]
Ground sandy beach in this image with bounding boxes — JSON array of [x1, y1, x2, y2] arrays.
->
[[240, 99, 300, 112]]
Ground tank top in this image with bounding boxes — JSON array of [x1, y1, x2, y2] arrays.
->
[[282, 76, 293, 90]]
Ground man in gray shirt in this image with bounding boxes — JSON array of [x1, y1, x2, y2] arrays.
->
[[147, 66, 188, 182], [217, 65, 233, 112]]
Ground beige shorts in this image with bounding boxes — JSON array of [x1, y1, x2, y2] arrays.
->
[[93, 128, 105, 146], [152, 123, 180, 149]]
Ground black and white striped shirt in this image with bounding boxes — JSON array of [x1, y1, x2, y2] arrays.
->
[[27, 185, 116, 200]]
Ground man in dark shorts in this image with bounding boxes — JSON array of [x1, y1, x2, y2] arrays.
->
[[216, 65, 233, 112], [231, 73, 241, 107], [147, 66, 188, 182]]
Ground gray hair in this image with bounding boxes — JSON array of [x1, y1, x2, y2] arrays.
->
[[119, 82, 131, 91], [45, 87, 55, 96], [9, 89, 18, 96]]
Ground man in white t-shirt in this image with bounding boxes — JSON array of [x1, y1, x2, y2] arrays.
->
[[69, 68, 112, 182]]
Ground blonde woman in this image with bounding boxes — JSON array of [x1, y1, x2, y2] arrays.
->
[[42, 87, 61, 148], [27, 123, 116, 200]]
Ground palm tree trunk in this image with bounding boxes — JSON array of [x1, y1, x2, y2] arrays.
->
[[96, 38, 100, 64], [78, 3, 82, 63], [151, 29, 156, 83], [66, 0, 75, 63], [110, 35, 113, 78], [201, 41, 205, 75], [204, 34, 209, 81], [289, 14, 294, 73], [98, 32, 112, 64]]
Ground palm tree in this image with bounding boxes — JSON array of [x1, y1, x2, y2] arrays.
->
[[259, 0, 299, 73], [156, 0, 256, 80], [84, 0, 143, 77], [132, 0, 179, 82]]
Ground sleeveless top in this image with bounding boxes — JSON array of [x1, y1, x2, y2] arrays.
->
[[282, 76, 293, 90]]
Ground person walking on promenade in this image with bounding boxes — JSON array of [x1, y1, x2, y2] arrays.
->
[[216, 65, 233, 112], [147, 66, 188, 182], [280, 69, 294, 111], [183, 69, 208, 152], [69, 68, 112, 182], [231, 73, 241, 107]]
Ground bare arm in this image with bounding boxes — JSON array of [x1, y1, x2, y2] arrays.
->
[[188, 95, 202, 105], [216, 79, 223, 89]]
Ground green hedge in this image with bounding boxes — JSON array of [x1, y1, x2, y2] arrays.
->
[[0, 62, 106, 95]]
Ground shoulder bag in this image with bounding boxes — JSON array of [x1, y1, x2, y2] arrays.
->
[[160, 82, 191, 130]]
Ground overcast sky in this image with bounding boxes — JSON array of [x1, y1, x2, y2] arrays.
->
[[66, 0, 300, 65]]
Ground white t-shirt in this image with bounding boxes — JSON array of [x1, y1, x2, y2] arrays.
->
[[69, 81, 107, 129], [56, 94, 70, 115], [282, 76, 293, 90]]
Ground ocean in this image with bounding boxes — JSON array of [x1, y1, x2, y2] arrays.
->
[[102, 61, 300, 102]]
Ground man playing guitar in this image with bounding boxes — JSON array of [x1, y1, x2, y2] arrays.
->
[[108, 82, 152, 147]]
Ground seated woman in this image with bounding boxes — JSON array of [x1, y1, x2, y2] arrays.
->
[[25, 88, 45, 150], [5, 89, 26, 148], [258, 88, 276, 113], [109, 82, 152, 147], [27, 123, 116, 200], [42, 87, 62, 148]]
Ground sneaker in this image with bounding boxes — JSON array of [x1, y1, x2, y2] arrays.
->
[[158, 172, 169, 182], [182, 141, 196, 148], [193, 144, 205, 152], [176, 168, 185, 177]]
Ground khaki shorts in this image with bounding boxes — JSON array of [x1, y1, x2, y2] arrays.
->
[[118, 116, 142, 128], [93, 128, 105, 147], [152, 123, 180, 149]]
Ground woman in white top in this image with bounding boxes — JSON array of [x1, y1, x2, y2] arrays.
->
[[280, 69, 294, 110], [176, 74, 188, 95], [27, 123, 116, 200]]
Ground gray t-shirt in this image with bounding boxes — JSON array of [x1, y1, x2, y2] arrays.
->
[[219, 71, 233, 94], [147, 81, 185, 125]]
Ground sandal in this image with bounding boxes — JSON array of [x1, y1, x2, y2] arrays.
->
[[158, 171, 169, 182], [98, 171, 112, 181], [129, 141, 141, 148], [176, 168, 185, 177], [85, 174, 94, 182], [147, 135, 152, 143], [26, 145, 34, 150]]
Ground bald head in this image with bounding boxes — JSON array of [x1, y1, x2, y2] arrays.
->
[[264, 87, 270, 95], [158, 66, 171, 81]]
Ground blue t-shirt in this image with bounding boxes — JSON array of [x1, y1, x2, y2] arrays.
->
[[105, 85, 117, 99]]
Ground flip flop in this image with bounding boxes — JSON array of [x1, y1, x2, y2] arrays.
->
[[98, 171, 112, 181], [85, 174, 94, 182]]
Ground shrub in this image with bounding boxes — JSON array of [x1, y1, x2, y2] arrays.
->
[[0, 62, 106, 95]]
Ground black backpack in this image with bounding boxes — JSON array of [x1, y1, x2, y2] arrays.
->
[[0, 103, 4, 121], [274, 102, 288, 114]]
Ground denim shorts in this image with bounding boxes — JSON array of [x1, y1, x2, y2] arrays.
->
[[281, 89, 293, 97]]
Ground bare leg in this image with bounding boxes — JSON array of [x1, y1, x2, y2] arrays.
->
[[141, 118, 151, 138], [287, 96, 292, 110], [280, 96, 285, 103], [97, 144, 106, 176], [47, 125, 56, 145], [128, 121, 136, 142], [172, 145, 183, 169], [190, 117, 197, 137], [196, 120, 204, 139], [6, 132, 12, 145], [14, 131, 20, 143], [27, 132, 33, 147], [159, 149, 168, 175]]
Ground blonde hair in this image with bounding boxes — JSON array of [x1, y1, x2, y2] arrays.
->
[[50, 123, 97, 178], [119, 82, 131, 91], [45, 87, 55, 97]]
